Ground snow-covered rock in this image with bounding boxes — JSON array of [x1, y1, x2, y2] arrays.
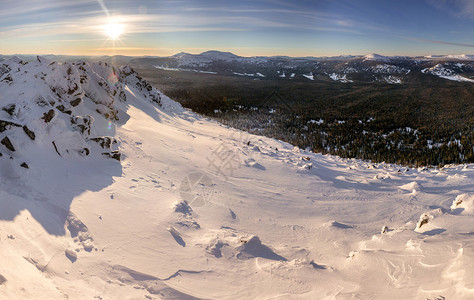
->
[[0, 57, 164, 167], [329, 73, 353, 83]]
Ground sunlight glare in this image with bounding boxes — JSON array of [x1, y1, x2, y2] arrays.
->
[[104, 22, 124, 40]]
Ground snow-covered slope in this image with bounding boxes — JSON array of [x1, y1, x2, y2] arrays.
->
[[1, 57, 474, 299], [422, 63, 474, 82], [363, 53, 392, 62], [169, 50, 241, 67], [425, 54, 474, 60]]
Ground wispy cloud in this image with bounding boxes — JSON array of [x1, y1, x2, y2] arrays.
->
[[403, 36, 474, 48], [0, 10, 364, 39], [2, 0, 473, 56], [0, 0, 97, 19], [92, 47, 158, 51], [425, 0, 474, 19]]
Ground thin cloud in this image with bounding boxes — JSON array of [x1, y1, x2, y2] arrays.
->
[[92, 47, 158, 51], [0, 0, 97, 18], [425, 0, 474, 19], [403, 36, 474, 48], [0, 12, 362, 38]]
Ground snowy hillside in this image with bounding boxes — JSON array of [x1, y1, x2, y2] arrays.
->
[[124, 50, 474, 84], [1, 57, 474, 299], [421, 63, 474, 82]]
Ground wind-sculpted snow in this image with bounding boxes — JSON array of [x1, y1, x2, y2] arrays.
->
[[0, 56, 473, 299]]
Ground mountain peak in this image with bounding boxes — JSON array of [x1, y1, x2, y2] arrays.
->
[[363, 53, 390, 61], [199, 50, 240, 61]]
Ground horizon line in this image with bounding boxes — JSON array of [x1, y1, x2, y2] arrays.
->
[[1, 51, 474, 59]]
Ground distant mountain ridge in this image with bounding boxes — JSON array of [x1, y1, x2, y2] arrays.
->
[[2, 51, 474, 84], [139, 51, 474, 84]]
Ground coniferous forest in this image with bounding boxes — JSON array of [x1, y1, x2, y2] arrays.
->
[[135, 66, 474, 167]]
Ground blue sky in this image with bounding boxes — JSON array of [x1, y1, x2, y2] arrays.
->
[[1, 0, 473, 56]]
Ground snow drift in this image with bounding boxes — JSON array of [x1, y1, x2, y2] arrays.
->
[[0, 56, 474, 299]]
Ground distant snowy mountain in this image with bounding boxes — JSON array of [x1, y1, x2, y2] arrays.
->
[[421, 63, 474, 82], [167, 50, 242, 67], [199, 50, 241, 61], [363, 53, 391, 61], [0, 56, 474, 299], [425, 54, 474, 60], [124, 50, 474, 84]]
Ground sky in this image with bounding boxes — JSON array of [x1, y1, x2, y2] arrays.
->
[[1, 0, 473, 57]]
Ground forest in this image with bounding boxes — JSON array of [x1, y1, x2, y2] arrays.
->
[[134, 66, 474, 167]]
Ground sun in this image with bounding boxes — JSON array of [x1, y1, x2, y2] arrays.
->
[[104, 22, 124, 40]]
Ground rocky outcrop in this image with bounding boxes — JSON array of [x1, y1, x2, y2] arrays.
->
[[1, 136, 15, 152], [0, 120, 20, 133], [22, 125, 35, 140], [0, 56, 164, 168], [41, 109, 55, 123]]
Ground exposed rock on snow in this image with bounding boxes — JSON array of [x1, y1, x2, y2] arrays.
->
[[66, 213, 94, 252], [65, 248, 78, 263], [451, 193, 474, 214], [0, 57, 163, 169], [1, 136, 15, 152], [415, 208, 443, 233], [236, 235, 286, 261], [174, 200, 193, 215], [168, 226, 186, 247]]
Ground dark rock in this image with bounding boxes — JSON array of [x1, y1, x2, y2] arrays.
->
[[102, 151, 121, 161], [2, 104, 16, 116], [70, 98, 82, 107], [56, 105, 72, 115], [0, 120, 21, 132], [79, 148, 90, 156], [1, 136, 15, 152], [35, 96, 49, 107], [71, 116, 92, 136], [1, 74, 13, 84], [52, 141, 61, 156], [118, 90, 126, 102], [20, 162, 28, 169], [42, 109, 55, 123], [67, 83, 78, 95], [89, 136, 117, 149], [22, 125, 35, 140]]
